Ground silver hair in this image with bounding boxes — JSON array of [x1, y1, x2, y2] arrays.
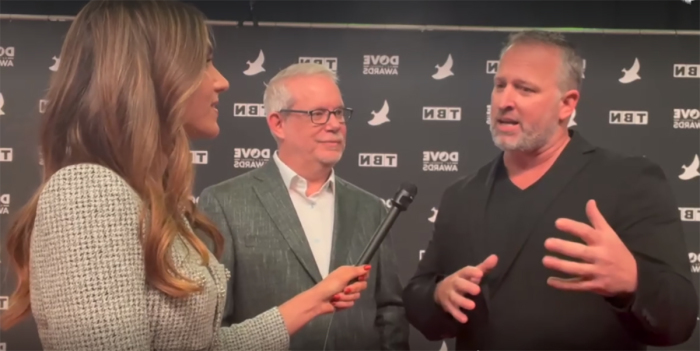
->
[[499, 30, 584, 93], [263, 63, 339, 116]]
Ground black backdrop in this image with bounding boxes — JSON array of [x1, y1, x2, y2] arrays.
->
[[0, 16, 699, 351]]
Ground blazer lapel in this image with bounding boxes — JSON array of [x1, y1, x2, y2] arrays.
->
[[252, 162, 323, 283], [488, 131, 596, 295], [328, 181, 359, 270]]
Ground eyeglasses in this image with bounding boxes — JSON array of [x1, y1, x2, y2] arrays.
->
[[279, 107, 353, 125]]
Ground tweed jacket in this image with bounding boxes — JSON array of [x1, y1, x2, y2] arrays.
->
[[28, 163, 289, 351]]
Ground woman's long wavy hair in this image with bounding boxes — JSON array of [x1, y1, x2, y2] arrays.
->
[[0, 0, 224, 330]]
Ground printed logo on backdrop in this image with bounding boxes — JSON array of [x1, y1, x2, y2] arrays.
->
[[488, 59, 586, 78], [619, 58, 641, 84], [423, 151, 459, 172], [244, 50, 265, 76], [299, 57, 337, 72], [358, 153, 397, 168], [0, 194, 9, 215], [234, 148, 270, 169], [673, 64, 700, 78], [363, 55, 399, 75], [679, 154, 700, 180], [689, 253, 700, 273], [0, 148, 13, 162], [673, 108, 700, 129], [679, 207, 700, 222], [234, 103, 266, 117], [0, 341, 5, 351], [423, 107, 461, 121], [609, 111, 648, 125], [368, 100, 390, 126], [0, 92, 5, 116], [191, 150, 208, 164], [40, 99, 48, 113], [0, 296, 7, 310], [49, 56, 60, 72], [432, 54, 454, 80], [0, 46, 15, 67], [429, 207, 438, 223]]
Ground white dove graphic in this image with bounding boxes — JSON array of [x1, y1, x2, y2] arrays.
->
[[428, 207, 438, 223], [243, 50, 265, 76], [568, 109, 577, 127], [619, 58, 641, 84], [432, 54, 454, 80], [679, 154, 700, 180], [368, 100, 390, 126], [49, 56, 60, 72], [439, 341, 448, 351], [0, 93, 4, 116]]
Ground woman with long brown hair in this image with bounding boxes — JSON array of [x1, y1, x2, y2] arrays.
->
[[0, 1, 370, 349]]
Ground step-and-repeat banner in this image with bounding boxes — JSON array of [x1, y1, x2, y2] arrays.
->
[[0, 18, 699, 351]]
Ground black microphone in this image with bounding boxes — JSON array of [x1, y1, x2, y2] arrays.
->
[[354, 182, 418, 266]]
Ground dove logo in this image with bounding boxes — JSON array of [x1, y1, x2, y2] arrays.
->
[[619, 58, 641, 84], [0, 46, 14, 67], [233, 103, 266, 117], [568, 110, 577, 127], [0, 148, 13, 162], [673, 64, 700, 78], [423, 107, 461, 121], [419, 250, 425, 260], [369, 100, 390, 126], [609, 111, 648, 125], [0, 296, 8, 310], [0, 342, 5, 351], [49, 56, 60, 72], [299, 57, 338, 72], [380, 198, 392, 208], [0, 194, 9, 215], [679, 155, 700, 180], [39, 99, 48, 113], [0, 92, 4, 116], [432, 54, 454, 80], [190, 196, 199, 204], [363, 55, 399, 75], [428, 207, 438, 223], [673, 108, 700, 129], [486, 60, 499, 74], [234, 148, 270, 169], [191, 150, 208, 164], [689, 253, 700, 273], [358, 153, 397, 168], [243, 50, 265, 76], [423, 151, 459, 172], [679, 207, 700, 222]]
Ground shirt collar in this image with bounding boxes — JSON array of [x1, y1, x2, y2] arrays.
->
[[273, 150, 335, 195]]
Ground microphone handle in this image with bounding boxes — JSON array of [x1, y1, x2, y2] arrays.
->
[[347, 205, 402, 285]]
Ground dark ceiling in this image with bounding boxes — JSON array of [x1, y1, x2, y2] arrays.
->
[[1, 1, 698, 31]]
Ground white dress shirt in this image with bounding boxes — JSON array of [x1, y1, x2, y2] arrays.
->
[[273, 151, 336, 278]]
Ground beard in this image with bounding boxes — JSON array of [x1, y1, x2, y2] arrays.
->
[[490, 115, 560, 152]]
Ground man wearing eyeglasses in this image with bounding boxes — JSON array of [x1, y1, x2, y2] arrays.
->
[[197, 63, 410, 351]]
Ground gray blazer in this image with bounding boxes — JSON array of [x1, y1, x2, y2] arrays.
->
[[197, 161, 410, 350], [28, 163, 290, 351]]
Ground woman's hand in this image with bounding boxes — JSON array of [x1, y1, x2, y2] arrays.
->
[[314, 265, 371, 314]]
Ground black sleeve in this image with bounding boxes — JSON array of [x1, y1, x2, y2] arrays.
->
[[402, 182, 464, 341], [607, 158, 699, 346]]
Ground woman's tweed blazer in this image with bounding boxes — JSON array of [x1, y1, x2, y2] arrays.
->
[[28, 163, 290, 350]]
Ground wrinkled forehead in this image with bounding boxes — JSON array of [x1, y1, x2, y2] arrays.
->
[[495, 43, 563, 86]]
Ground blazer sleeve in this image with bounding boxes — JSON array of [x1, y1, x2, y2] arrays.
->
[[402, 183, 464, 341], [29, 165, 151, 350], [608, 158, 699, 346], [197, 187, 236, 325], [373, 201, 411, 350]]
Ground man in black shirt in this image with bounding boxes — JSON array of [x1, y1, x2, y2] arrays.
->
[[402, 30, 698, 350]]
